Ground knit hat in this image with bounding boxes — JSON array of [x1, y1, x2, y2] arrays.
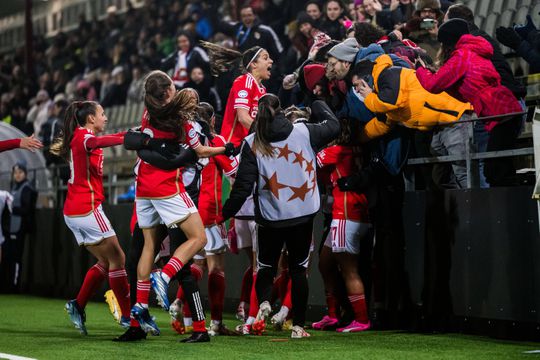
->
[[13, 160, 27, 175], [327, 38, 360, 63], [303, 64, 326, 91], [415, 0, 442, 16], [297, 11, 316, 27], [438, 18, 470, 46]]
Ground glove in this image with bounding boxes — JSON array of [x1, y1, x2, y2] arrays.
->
[[337, 168, 374, 192], [224, 142, 236, 157], [496, 26, 522, 50], [124, 130, 149, 150], [147, 138, 180, 159], [514, 15, 537, 40]]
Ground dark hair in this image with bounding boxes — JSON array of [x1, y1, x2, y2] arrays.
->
[[325, 0, 345, 11], [284, 105, 311, 123], [197, 102, 215, 133], [143, 70, 197, 140], [353, 22, 385, 47], [50, 101, 99, 160], [335, 117, 352, 145], [253, 93, 281, 157], [446, 4, 474, 24], [313, 40, 340, 62], [201, 42, 265, 76], [176, 30, 194, 50], [306, 0, 323, 12]]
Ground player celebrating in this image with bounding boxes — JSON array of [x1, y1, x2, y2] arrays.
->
[[50, 101, 129, 336]]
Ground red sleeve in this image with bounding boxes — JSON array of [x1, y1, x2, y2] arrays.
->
[[211, 135, 238, 176], [184, 122, 201, 149], [316, 146, 340, 168], [416, 50, 469, 94], [232, 76, 252, 111], [0, 138, 21, 152], [85, 132, 126, 151]]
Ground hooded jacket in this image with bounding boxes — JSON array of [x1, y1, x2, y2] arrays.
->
[[362, 54, 473, 139], [416, 34, 522, 131]]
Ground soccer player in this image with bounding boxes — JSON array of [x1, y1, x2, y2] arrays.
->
[[50, 101, 129, 336], [202, 43, 273, 332], [0, 135, 42, 153], [315, 118, 372, 332]]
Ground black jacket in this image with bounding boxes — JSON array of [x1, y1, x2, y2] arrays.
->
[[222, 100, 340, 228], [160, 46, 211, 82]]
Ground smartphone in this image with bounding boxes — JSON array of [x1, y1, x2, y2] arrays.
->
[[420, 18, 436, 30]]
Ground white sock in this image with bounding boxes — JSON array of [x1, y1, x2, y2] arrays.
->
[[184, 317, 193, 326], [246, 316, 255, 325]]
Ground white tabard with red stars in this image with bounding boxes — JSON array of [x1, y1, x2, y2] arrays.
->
[[245, 123, 320, 222]]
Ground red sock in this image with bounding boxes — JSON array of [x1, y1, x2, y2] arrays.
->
[[271, 269, 287, 304], [282, 278, 292, 309], [239, 266, 253, 303], [248, 271, 259, 318], [130, 318, 140, 327], [162, 256, 183, 280], [136, 280, 151, 306], [109, 268, 131, 319], [76, 263, 107, 308], [193, 319, 206, 332], [208, 270, 225, 321], [349, 294, 369, 323], [326, 292, 339, 319], [191, 264, 203, 282]]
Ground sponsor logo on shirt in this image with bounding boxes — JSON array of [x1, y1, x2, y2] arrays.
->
[[238, 90, 248, 98]]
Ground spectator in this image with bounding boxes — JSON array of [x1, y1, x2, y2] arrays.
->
[[306, 0, 324, 24], [416, 19, 524, 186], [40, 98, 68, 165], [26, 89, 52, 136], [319, 0, 347, 40], [183, 67, 222, 113], [101, 66, 129, 107], [0, 191, 12, 266], [496, 15, 540, 74], [161, 31, 211, 89], [1, 162, 37, 292], [126, 67, 145, 104], [403, 0, 443, 61], [74, 79, 97, 102]]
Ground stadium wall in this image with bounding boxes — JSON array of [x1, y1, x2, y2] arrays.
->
[[14, 186, 540, 336]]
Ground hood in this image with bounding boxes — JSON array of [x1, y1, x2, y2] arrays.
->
[[356, 44, 385, 63], [372, 54, 394, 88], [456, 34, 493, 59], [266, 112, 293, 143]]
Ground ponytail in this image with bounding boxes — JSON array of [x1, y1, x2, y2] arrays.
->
[[253, 94, 281, 157], [50, 101, 98, 161], [201, 41, 265, 76]]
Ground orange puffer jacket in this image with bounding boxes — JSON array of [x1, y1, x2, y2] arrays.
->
[[362, 54, 473, 140]]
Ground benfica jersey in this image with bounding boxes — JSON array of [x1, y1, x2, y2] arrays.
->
[[63, 127, 105, 216], [135, 110, 201, 199], [220, 73, 266, 146], [316, 145, 369, 222], [198, 135, 238, 225]]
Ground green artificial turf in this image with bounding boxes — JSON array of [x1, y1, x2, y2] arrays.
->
[[0, 295, 537, 360]]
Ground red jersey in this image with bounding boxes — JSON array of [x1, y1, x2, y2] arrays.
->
[[198, 135, 238, 225], [316, 145, 369, 222], [63, 127, 105, 216], [220, 73, 266, 146], [135, 110, 201, 199], [0, 138, 20, 152]]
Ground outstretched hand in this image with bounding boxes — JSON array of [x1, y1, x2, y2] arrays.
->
[[20, 134, 43, 152]]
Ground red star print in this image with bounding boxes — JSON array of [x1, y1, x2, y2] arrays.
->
[[305, 160, 315, 176], [288, 181, 311, 202], [276, 144, 294, 161], [262, 172, 288, 199], [293, 150, 306, 167]]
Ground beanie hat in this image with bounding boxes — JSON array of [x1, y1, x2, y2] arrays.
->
[[354, 0, 363, 5], [327, 38, 360, 63], [297, 11, 316, 27], [514, 14, 537, 39], [13, 160, 27, 175], [415, 0, 442, 17], [303, 64, 326, 91], [438, 18, 470, 46]]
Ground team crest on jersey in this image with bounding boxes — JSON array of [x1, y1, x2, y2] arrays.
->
[[238, 90, 248, 98], [188, 128, 197, 139]]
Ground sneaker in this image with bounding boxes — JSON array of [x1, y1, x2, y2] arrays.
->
[[337, 320, 371, 333], [235, 323, 251, 335], [131, 303, 160, 336], [104, 290, 121, 322], [291, 325, 311, 338], [180, 331, 210, 343], [235, 305, 246, 322], [255, 301, 272, 322], [312, 315, 338, 330], [169, 299, 184, 334], [112, 326, 147, 342], [150, 271, 170, 311], [251, 320, 266, 335], [65, 300, 87, 335], [171, 319, 186, 334], [271, 311, 288, 331], [208, 323, 240, 336], [119, 316, 131, 329]]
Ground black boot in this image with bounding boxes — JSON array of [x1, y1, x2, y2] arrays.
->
[[180, 331, 210, 343], [113, 326, 147, 342]]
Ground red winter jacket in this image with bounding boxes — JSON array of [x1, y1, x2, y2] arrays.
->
[[416, 34, 522, 131]]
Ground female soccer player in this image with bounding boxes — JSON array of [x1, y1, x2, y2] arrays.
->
[[221, 95, 340, 338], [202, 42, 274, 329], [50, 101, 129, 336]]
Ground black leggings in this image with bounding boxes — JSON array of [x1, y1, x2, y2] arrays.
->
[[256, 219, 313, 327]]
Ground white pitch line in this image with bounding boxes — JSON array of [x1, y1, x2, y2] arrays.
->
[[0, 353, 37, 360]]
